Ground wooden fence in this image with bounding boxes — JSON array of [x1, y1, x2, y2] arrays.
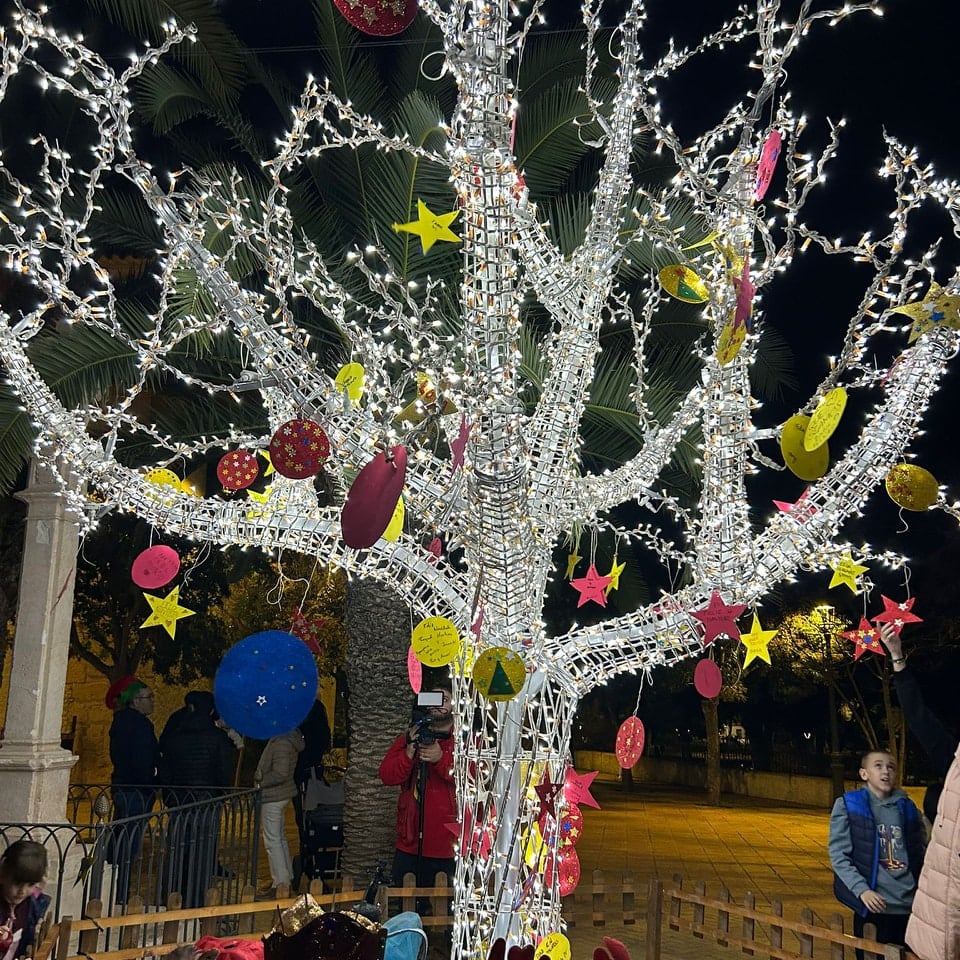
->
[[35, 871, 915, 960]]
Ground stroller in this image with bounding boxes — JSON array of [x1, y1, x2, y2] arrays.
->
[[292, 764, 345, 890]]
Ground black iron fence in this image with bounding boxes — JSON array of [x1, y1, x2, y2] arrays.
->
[[0, 784, 261, 920]]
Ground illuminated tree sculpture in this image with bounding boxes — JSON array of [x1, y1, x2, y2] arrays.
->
[[1, 0, 957, 952]]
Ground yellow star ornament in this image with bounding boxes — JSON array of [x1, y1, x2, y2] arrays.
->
[[890, 283, 960, 343], [393, 199, 460, 254], [605, 558, 627, 596], [564, 551, 581, 580], [740, 613, 776, 667], [829, 552, 869, 593], [140, 586, 195, 639]]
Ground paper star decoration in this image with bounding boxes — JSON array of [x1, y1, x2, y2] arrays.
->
[[563, 767, 600, 810], [829, 553, 869, 593], [740, 613, 776, 667], [890, 283, 960, 343], [872, 595, 923, 634], [773, 488, 818, 523], [604, 558, 627, 596], [570, 563, 613, 608], [451, 416, 471, 471], [393, 199, 460, 254], [691, 590, 747, 646], [564, 551, 581, 580], [470, 606, 485, 641], [140, 586, 195, 639], [535, 776, 563, 821], [843, 617, 884, 661], [258, 450, 275, 476]]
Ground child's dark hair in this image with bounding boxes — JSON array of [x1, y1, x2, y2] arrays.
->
[[0, 840, 47, 884]]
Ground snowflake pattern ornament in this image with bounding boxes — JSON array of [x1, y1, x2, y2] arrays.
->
[[217, 450, 259, 491], [268, 419, 330, 479]]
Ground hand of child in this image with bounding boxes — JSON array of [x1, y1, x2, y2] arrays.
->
[[877, 623, 903, 658], [860, 889, 886, 913]]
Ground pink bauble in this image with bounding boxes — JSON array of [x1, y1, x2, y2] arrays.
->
[[131, 545, 180, 589]]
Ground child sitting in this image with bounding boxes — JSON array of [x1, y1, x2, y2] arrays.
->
[[0, 840, 51, 960]]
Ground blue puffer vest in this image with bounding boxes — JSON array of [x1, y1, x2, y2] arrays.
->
[[833, 788, 925, 917]]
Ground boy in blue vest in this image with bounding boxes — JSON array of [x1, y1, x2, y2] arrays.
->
[[828, 750, 926, 958]]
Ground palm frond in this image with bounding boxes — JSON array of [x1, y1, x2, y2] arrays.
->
[[751, 323, 799, 400], [88, 188, 163, 256]]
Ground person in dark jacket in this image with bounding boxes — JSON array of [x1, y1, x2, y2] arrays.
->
[[0, 840, 50, 960], [106, 675, 159, 904], [828, 749, 925, 959], [158, 690, 236, 906]]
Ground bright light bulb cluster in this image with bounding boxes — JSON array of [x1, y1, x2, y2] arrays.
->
[[0, 0, 956, 954]]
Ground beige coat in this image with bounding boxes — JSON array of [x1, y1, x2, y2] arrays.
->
[[254, 729, 304, 803], [908, 742, 960, 960]]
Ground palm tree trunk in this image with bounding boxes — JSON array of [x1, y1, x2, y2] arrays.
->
[[340, 579, 413, 883]]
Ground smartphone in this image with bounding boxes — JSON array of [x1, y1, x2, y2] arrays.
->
[[417, 691, 445, 707]]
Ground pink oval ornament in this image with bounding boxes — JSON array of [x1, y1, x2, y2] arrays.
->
[[545, 846, 581, 896], [615, 716, 646, 768], [407, 645, 423, 694], [755, 129, 782, 201], [341, 445, 407, 549], [694, 658, 723, 699], [131, 545, 181, 589]]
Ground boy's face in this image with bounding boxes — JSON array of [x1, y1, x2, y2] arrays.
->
[[860, 752, 898, 797]]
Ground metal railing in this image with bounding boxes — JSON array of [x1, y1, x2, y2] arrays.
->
[[0, 784, 261, 920]]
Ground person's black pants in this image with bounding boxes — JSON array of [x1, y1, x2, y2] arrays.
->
[[853, 911, 909, 960]]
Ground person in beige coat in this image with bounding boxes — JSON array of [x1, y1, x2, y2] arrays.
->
[[254, 728, 304, 895]]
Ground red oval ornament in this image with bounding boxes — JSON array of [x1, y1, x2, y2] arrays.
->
[[545, 846, 581, 896], [558, 804, 583, 847], [615, 716, 646, 768], [755, 129, 782, 201], [341, 445, 408, 549], [268, 419, 330, 479], [694, 658, 723, 699], [332, 0, 417, 36], [131, 545, 181, 589], [217, 449, 259, 491]]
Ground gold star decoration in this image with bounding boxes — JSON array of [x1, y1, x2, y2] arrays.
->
[[246, 483, 276, 519], [564, 551, 581, 580], [140, 586, 195, 639], [890, 283, 960, 343], [604, 558, 627, 596], [258, 450, 275, 476], [828, 552, 869, 593], [740, 613, 776, 667], [393, 199, 460, 254]]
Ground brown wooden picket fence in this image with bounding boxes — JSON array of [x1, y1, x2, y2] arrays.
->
[[34, 870, 915, 960]]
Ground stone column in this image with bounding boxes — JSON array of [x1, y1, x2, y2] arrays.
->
[[0, 457, 79, 822]]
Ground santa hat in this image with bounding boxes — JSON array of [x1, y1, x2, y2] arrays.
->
[[105, 675, 146, 710]]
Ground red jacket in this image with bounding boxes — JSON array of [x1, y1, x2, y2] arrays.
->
[[379, 732, 458, 859]]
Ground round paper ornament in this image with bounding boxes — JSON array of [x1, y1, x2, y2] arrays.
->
[[411, 616, 461, 667], [214, 630, 318, 740], [557, 804, 584, 847], [780, 414, 829, 481], [217, 450, 259, 491], [804, 388, 847, 451], [615, 716, 646, 768], [334, 362, 365, 402], [658, 264, 709, 304], [341, 445, 407, 549], [534, 933, 571, 960], [268, 418, 330, 479], [145, 467, 180, 490], [473, 646, 526, 702], [332, 0, 417, 36], [131, 544, 181, 589], [694, 658, 723, 699], [407, 645, 423, 693], [885, 463, 939, 511], [382, 495, 405, 542], [716, 320, 747, 366], [754, 128, 782, 201]]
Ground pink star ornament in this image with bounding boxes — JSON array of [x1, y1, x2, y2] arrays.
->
[[691, 590, 748, 646], [563, 767, 600, 810], [570, 564, 613, 608]]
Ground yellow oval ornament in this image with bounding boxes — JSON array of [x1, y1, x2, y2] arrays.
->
[[716, 321, 747, 366], [804, 388, 847, 451], [145, 468, 181, 490], [780, 415, 829, 481], [334, 362, 365, 403], [411, 616, 462, 667], [885, 463, 939, 511], [658, 264, 709, 304], [534, 933, 571, 960], [472, 646, 526, 702], [382, 495, 405, 542]]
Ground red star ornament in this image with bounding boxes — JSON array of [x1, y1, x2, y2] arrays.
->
[[563, 766, 600, 810], [691, 590, 747, 646], [871, 595, 923, 635], [290, 609, 325, 655], [535, 776, 563, 821], [451, 416, 471, 471], [843, 617, 884, 661], [570, 564, 613, 608], [773, 488, 818, 523]]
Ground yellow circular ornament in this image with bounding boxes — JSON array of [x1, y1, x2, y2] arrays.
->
[[411, 616, 462, 667], [334, 362, 365, 402], [534, 933, 571, 960], [716, 321, 747, 366], [473, 646, 526, 701], [780, 415, 829, 481], [524, 820, 547, 870], [885, 463, 939, 511], [145, 468, 181, 490], [382, 496, 405, 542], [804, 388, 847, 451], [658, 264, 709, 304]]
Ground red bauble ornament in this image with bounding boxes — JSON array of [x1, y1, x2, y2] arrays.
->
[[217, 449, 259, 490], [332, 0, 417, 36], [341, 445, 407, 549], [268, 419, 330, 479]]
